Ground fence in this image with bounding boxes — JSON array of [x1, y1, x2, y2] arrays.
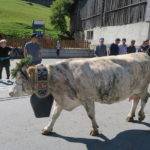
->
[[7, 38, 90, 49], [23, 0, 52, 6]]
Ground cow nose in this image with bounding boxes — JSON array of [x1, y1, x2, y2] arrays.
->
[[9, 92, 14, 97]]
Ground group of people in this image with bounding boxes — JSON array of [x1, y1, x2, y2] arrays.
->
[[95, 38, 150, 57], [0, 33, 42, 80], [0, 33, 63, 81]]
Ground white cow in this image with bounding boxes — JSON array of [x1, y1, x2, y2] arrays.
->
[[9, 53, 150, 136]]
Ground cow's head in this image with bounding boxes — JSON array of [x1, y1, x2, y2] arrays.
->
[[9, 57, 34, 97]]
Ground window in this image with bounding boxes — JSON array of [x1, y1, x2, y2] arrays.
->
[[86, 30, 93, 40]]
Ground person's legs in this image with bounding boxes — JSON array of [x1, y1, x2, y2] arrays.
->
[[56, 49, 60, 57], [0, 65, 3, 79], [5, 64, 10, 79]]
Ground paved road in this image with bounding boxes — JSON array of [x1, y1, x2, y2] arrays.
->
[[0, 59, 150, 150]]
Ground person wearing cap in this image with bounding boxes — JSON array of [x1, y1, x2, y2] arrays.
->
[[95, 38, 107, 57], [109, 38, 120, 56], [119, 38, 127, 55], [127, 40, 136, 53], [24, 34, 42, 65], [0, 39, 12, 79]]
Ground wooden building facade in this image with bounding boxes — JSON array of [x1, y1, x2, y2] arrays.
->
[[71, 0, 150, 45]]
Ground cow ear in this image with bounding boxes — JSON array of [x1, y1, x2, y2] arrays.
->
[[27, 66, 36, 80]]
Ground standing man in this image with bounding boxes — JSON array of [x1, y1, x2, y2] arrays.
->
[[0, 39, 12, 80], [109, 38, 120, 56], [56, 40, 61, 57], [24, 33, 42, 65], [95, 38, 107, 57], [119, 38, 127, 55], [127, 40, 136, 53]]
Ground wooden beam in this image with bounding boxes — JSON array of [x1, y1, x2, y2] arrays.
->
[[81, 1, 147, 21], [104, 1, 147, 14]]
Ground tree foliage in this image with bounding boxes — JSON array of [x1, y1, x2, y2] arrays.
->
[[49, 0, 74, 38]]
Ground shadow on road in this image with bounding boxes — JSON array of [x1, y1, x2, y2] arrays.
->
[[132, 120, 150, 128], [48, 128, 150, 150]]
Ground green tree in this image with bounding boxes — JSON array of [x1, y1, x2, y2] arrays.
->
[[50, 0, 74, 38]]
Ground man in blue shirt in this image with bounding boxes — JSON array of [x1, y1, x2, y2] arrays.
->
[[95, 38, 107, 57], [119, 38, 127, 55], [24, 33, 42, 65]]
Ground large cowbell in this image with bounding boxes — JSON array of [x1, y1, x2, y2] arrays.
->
[[30, 94, 54, 118], [30, 64, 53, 118]]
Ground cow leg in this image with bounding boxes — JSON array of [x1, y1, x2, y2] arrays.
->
[[127, 97, 140, 122], [138, 93, 149, 122], [83, 101, 99, 136], [42, 101, 62, 135]]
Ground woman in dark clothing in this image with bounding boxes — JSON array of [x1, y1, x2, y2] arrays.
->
[[0, 39, 12, 79]]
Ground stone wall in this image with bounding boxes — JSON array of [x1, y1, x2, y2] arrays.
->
[[41, 48, 94, 58]]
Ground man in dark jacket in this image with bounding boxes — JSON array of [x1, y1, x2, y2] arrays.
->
[[0, 39, 12, 79], [109, 38, 120, 55], [127, 40, 136, 53]]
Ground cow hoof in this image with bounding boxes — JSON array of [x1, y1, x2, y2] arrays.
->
[[138, 115, 145, 122], [41, 129, 53, 136], [138, 111, 145, 122], [90, 130, 99, 136], [126, 116, 134, 122]]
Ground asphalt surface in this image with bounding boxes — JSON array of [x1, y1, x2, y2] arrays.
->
[[0, 59, 150, 150]]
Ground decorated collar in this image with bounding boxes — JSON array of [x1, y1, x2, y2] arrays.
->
[[33, 64, 51, 98]]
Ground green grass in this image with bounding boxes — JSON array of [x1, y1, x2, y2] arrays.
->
[[0, 0, 59, 38]]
